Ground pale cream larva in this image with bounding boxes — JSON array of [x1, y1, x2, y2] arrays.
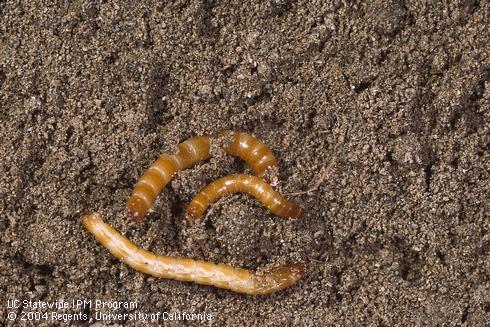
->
[[82, 213, 305, 295]]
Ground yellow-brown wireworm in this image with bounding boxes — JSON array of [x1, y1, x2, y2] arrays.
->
[[220, 131, 278, 179], [128, 136, 210, 221], [128, 132, 278, 221], [82, 213, 305, 295], [187, 174, 303, 219]]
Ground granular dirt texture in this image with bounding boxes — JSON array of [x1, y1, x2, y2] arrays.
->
[[1, 1, 489, 326]]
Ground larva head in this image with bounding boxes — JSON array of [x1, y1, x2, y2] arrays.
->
[[186, 203, 204, 220], [128, 196, 148, 222], [81, 213, 98, 230]]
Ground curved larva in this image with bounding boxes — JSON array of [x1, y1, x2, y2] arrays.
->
[[82, 213, 305, 295], [186, 174, 304, 220], [128, 132, 278, 221], [221, 131, 278, 179], [128, 136, 211, 221]]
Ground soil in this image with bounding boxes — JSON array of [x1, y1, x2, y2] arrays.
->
[[1, 1, 488, 326]]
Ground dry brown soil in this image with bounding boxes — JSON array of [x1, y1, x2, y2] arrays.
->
[[1, 1, 489, 326]]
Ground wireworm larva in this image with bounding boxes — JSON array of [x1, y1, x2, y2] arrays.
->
[[186, 174, 304, 220], [128, 132, 278, 221], [128, 136, 211, 221], [82, 213, 305, 295], [220, 131, 278, 179]]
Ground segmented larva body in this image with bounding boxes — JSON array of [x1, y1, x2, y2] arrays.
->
[[128, 132, 278, 221], [220, 131, 278, 179], [128, 136, 211, 221], [187, 174, 304, 220], [82, 213, 305, 295]]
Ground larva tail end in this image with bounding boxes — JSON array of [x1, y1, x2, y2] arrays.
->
[[285, 263, 306, 279], [256, 263, 306, 294], [268, 263, 305, 281], [287, 204, 304, 219], [186, 204, 204, 220], [128, 197, 147, 222], [275, 263, 305, 287]]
